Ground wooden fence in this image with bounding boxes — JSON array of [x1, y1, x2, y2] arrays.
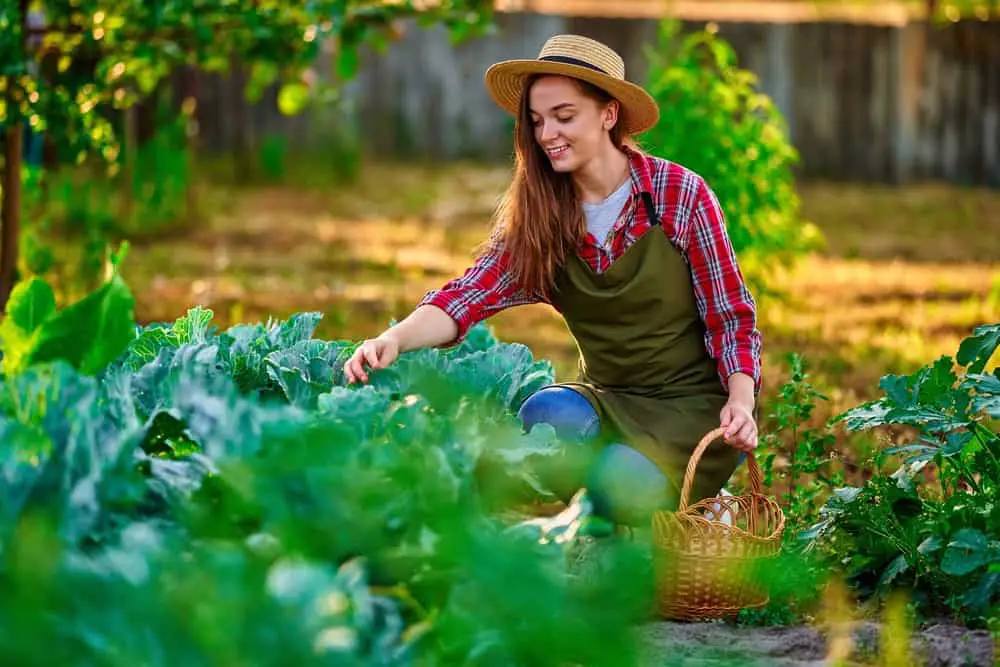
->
[[191, 12, 1000, 186]]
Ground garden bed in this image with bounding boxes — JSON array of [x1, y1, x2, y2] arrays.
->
[[638, 620, 995, 667]]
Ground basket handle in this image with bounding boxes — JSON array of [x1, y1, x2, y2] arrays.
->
[[677, 427, 765, 511]]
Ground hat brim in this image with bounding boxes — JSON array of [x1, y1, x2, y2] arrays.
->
[[484, 59, 660, 135]]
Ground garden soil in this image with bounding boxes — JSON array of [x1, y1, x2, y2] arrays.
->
[[636, 620, 995, 666]]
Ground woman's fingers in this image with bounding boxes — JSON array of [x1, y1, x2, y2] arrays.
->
[[720, 406, 757, 451], [362, 342, 381, 370], [734, 420, 757, 451], [719, 403, 757, 452], [720, 404, 734, 431], [722, 408, 745, 441], [345, 345, 372, 384], [345, 354, 360, 384]]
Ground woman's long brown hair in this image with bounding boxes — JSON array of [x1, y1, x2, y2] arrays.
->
[[482, 75, 632, 299]]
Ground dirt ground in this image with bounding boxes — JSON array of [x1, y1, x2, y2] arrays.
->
[[636, 620, 996, 666]]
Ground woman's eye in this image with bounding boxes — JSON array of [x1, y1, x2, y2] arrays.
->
[[557, 116, 574, 123]]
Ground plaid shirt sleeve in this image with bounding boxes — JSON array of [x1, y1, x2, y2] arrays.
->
[[418, 241, 542, 344], [680, 176, 763, 392]]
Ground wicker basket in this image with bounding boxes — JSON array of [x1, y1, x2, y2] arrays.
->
[[651, 427, 785, 621]]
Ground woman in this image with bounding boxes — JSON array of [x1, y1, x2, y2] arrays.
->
[[343, 35, 761, 536]]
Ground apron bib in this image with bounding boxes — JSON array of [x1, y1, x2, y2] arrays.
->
[[546, 192, 741, 507]]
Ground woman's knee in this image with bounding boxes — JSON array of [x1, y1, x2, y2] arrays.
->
[[587, 443, 675, 527], [517, 386, 600, 443]]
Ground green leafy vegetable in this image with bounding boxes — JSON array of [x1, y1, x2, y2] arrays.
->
[[0, 272, 653, 666], [1, 272, 136, 377], [806, 320, 1000, 624]]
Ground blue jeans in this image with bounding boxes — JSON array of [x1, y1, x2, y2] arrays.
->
[[518, 386, 675, 527], [518, 386, 746, 527]]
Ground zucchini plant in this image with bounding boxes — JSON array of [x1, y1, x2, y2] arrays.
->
[[803, 323, 1000, 625]]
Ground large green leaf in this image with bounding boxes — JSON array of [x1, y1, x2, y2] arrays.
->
[[963, 571, 1000, 614], [957, 323, 1000, 374], [5, 277, 56, 334], [941, 528, 998, 577], [0, 361, 143, 544], [0, 278, 57, 375], [26, 273, 137, 376], [835, 355, 972, 433], [264, 339, 350, 409], [963, 371, 1000, 419], [172, 306, 214, 344], [122, 327, 178, 371]]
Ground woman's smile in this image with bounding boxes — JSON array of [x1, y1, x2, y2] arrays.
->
[[546, 144, 571, 160]]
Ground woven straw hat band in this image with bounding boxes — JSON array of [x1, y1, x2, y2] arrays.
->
[[536, 35, 626, 81]]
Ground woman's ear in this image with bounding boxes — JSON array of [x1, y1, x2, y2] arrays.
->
[[603, 100, 620, 131]]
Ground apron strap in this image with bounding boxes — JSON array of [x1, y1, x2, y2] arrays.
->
[[641, 191, 660, 228]]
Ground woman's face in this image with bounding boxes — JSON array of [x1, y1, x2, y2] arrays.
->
[[527, 75, 617, 174]]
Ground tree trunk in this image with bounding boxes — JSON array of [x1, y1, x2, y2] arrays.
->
[[0, 122, 23, 311], [0, 0, 28, 312]]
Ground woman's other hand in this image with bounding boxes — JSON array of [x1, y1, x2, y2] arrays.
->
[[719, 398, 757, 452]]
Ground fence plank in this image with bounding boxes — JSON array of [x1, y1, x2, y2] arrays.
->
[[986, 26, 1000, 186], [187, 13, 1000, 186]]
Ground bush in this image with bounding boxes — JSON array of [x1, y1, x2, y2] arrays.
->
[[640, 20, 823, 296]]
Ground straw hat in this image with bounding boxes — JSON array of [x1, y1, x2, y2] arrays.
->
[[484, 34, 660, 135]]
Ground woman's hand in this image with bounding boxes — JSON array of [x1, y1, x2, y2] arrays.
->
[[341, 305, 459, 384], [344, 335, 400, 384], [719, 398, 757, 452]]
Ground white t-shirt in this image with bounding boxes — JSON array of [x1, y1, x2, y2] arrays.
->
[[582, 178, 632, 248]]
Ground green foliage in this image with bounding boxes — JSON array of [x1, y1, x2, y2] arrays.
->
[[757, 353, 843, 530], [734, 354, 843, 626], [0, 252, 134, 376], [803, 0, 999, 19], [803, 323, 1000, 625], [640, 21, 823, 295], [1, 0, 495, 303], [0, 271, 657, 666], [123, 113, 192, 227], [0, 0, 494, 156], [258, 133, 287, 181], [252, 123, 362, 186]]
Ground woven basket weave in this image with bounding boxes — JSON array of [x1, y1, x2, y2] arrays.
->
[[651, 427, 785, 621]]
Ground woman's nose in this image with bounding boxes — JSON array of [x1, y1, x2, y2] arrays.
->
[[539, 120, 559, 142]]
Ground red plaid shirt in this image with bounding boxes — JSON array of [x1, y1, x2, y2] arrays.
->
[[419, 147, 762, 391]]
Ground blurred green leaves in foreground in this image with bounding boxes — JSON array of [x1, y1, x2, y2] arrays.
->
[[0, 267, 662, 666]]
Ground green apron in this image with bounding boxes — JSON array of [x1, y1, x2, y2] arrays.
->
[[546, 192, 742, 508]]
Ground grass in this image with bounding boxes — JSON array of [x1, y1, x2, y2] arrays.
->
[[798, 180, 1000, 264], [25, 157, 1000, 462]]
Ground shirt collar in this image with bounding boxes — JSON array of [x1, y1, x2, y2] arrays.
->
[[622, 144, 655, 196]]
